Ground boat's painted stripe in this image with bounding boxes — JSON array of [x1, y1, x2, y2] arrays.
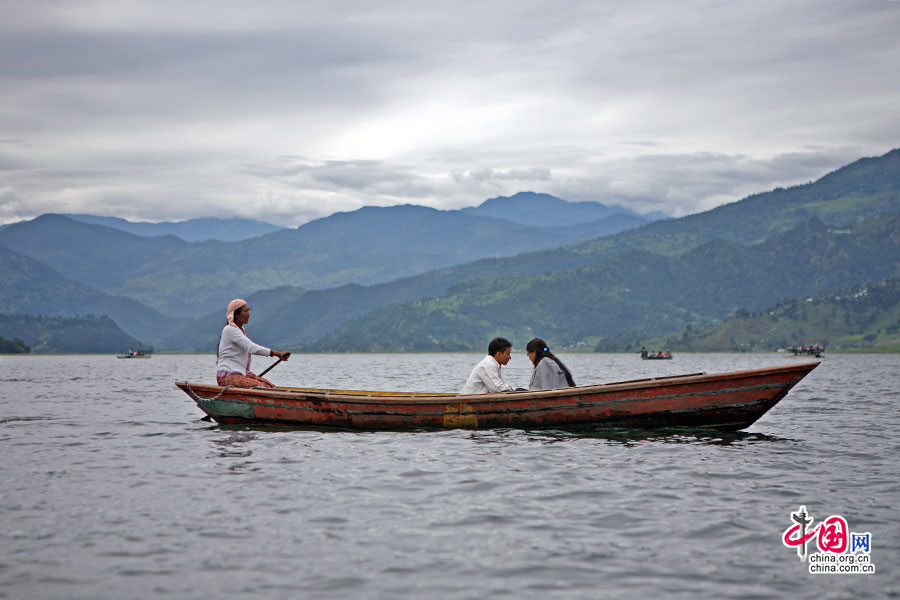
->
[[279, 387, 452, 397]]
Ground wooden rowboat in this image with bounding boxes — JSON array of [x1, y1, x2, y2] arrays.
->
[[176, 362, 818, 431]]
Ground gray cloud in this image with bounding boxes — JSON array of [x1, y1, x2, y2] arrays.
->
[[1, 0, 898, 226]]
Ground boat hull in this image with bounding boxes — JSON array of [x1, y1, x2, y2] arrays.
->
[[176, 362, 818, 431]]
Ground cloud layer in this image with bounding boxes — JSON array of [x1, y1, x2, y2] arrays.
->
[[1, 0, 899, 225]]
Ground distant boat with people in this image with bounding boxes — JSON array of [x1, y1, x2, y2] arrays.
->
[[786, 345, 824, 358], [116, 346, 152, 359], [640, 348, 672, 360]]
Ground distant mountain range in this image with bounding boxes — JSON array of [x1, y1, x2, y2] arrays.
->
[[162, 148, 900, 352], [0, 193, 651, 243], [0, 196, 648, 318], [461, 191, 661, 226], [61, 215, 285, 242], [2, 148, 899, 352]]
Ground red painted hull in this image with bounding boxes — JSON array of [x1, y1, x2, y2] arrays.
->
[[176, 362, 818, 431]]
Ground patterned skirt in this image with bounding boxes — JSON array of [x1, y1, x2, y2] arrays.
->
[[216, 371, 276, 388]]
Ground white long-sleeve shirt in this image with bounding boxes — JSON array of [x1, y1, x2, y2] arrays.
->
[[216, 325, 271, 375], [460, 355, 515, 394]]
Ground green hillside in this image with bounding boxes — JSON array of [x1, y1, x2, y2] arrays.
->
[[0, 314, 141, 353], [0, 244, 178, 341], [571, 148, 900, 258], [623, 279, 900, 353], [306, 214, 900, 352], [0, 336, 30, 354]]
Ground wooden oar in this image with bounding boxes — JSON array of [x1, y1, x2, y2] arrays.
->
[[258, 357, 283, 378]]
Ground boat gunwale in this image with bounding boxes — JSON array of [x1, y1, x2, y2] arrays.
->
[[176, 361, 819, 406]]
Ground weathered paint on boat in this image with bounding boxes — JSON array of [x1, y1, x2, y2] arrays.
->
[[176, 362, 818, 431]]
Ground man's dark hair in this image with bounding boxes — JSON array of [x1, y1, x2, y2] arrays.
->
[[488, 337, 512, 356]]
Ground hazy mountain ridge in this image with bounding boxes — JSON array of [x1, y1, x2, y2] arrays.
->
[[62, 214, 285, 242], [0, 200, 644, 317], [0, 243, 177, 342], [461, 191, 653, 226], [0, 215, 194, 291]]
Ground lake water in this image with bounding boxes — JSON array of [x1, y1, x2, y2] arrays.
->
[[1, 352, 897, 599]]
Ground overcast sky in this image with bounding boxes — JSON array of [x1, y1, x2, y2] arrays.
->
[[1, 0, 899, 226]]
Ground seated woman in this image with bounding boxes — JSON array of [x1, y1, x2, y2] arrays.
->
[[216, 298, 291, 388], [525, 338, 576, 390]]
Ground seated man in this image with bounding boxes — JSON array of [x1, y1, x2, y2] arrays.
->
[[460, 337, 517, 394]]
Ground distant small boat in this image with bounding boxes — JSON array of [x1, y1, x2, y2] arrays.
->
[[176, 362, 818, 432], [117, 354, 151, 358], [787, 347, 823, 358], [642, 355, 672, 360]]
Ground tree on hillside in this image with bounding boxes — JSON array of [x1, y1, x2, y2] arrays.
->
[[0, 336, 30, 354]]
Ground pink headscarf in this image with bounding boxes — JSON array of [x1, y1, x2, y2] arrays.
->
[[226, 298, 247, 328]]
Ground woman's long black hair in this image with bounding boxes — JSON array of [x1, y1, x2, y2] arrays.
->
[[526, 338, 575, 387]]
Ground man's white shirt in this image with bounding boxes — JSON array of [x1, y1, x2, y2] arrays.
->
[[460, 355, 515, 394]]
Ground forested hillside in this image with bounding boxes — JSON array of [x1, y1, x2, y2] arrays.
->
[[0, 244, 174, 342], [0, 336, 30, 354], [622, 279, 900, 353], [306, 214, 900, 351], [0, 314, 140, 353]]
